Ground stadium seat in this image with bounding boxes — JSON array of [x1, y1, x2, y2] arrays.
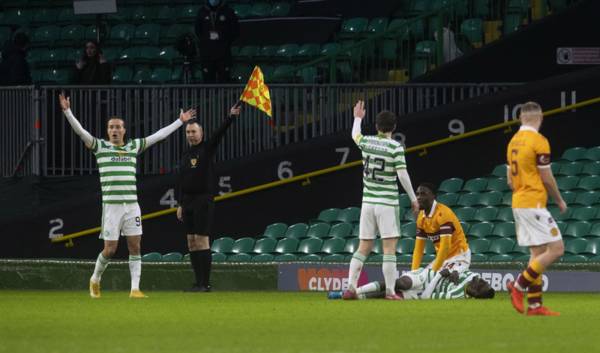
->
[[471, 253, 489, 262], [249, 2, 271, 17], [285, 223, 309, 239], [397, 238, 415, 254], [399, 194, 412, 208], [501, 192, 512, 206], [252, 238, 277, 254], [368, 18, 389, 34], [469, 222, 494, 239], [142, 252, 162, 262], [583, 238, 600, 256], [320, 238, 345, 254], [212, 252, 227, 262], [437, 193, 459, 206], [401, 222, 416, 238], [469, 239, 491, 254], [228, 253, 252, 262], [561, 254, 588, 263], [176, 5, 201, 23], [422, 254, 436, 263], [583, 146, 600, 161], [366, 254, 385, 263], [157, 46, 181, 65], [252, 254, 275, 262], [574, 191, 599, 206], [486, 238, 516, 255], [31, 25, 60, 46], [460, 221, 470, 233], [161, 24, 192, 44], [397, 254, 413, 263], [131, 6, 157, 23], [489, 254, 514, 262], [438, 178, 463, 193], [270, 2, 291, 16], [42, 68, 71, 84], [298, 66, 318, 83], [312, 208, 340, 224], [231, 64, 253, 83], [461, 18, 484, 48], [107, 24, 135, 45], [509, 244, 529, 256], [336, 207, 360, 224], [275, 44, 300, 59], [297, 43, 321, 58], [297, 238, 323, 255], [414, 41, 436, 58], [60, 25, 86, 45], [107, 6, 134, 23], [550, 190, 577, 206], [300, 254, 322, 262], [479, 191, 503, 206], [211, 237, 234, 253], [474, 207, 498, 222], [589, 223, 600, 238], [343, 238, 360, 254], [328, 223, 352, 239], [424, 241, 436, 255], [561, 147, 587, 161], [112, 65, 133, 84], [503, 14, 522, 35], [557, 221, 568, 234], [564, 238, 588, 254], [352, 224, 360, 237], [263, 223, 287, 239], [457, 193, 484, 207], [548, 205, 573, 221], [320, 42, 341, 56], [155, 5, 175, 24], [497, 207, 514, 222], [162, 252, 183, 262], [150, 66, 172, 83], [230, 3, 251, 18], [486, 178, 510, 192], [454, 207, 477, 222], [491, 164, 507, 177], [491, 222, 516, 238], [340, 17, 369, 37], [370, 239, 383, 255], [275, 238, 299, 254], [231, 237, 255, 254], [132, 65, 152, 84], [1, 8, 31, 26], [557, 176, 580, 190], [577, 176, 600, 191], [558, 162, 584, 176], [274, 253, 298, 262], [322, 254, 346, 262], [133, 24, 161, 45], [570, 207, 598, 221], [582, 162, 600, 176], [306, 223, 331, 238], [564, 221, 591, 239]]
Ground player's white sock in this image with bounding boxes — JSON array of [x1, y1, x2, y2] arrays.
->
[[91, 252, 110, 283], [382, 255, 397, 296], [348, 252, 366, 291], [129, 255, 142, 291], [357, 281, 381, 295]]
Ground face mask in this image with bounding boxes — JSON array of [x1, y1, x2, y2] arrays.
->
[[208, 0, 221, 6]]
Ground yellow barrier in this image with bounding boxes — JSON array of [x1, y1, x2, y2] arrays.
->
[[51, 97, 600, 245]]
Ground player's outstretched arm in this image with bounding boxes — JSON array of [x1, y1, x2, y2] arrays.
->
[[540, 167, 567, 213], [430, 235, 451, 271], [208, 103, 240, 149], [59, 93, 95, 149], [351, 100, 365, 144], [144, 108, 197, 150], [411, 237, 426, 270]]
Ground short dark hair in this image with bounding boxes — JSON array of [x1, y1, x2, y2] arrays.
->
[[418, 182, 437, 196], [186, 119, 201, 128], [375, 111, 397, 133], [106, 117, 125, 127]]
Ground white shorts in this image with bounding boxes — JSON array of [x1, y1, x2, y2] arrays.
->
[[359, 203, 401, 240], [513, 208, 562, 247], [100, 203, 143, 241], [425, 250, 471, 273]]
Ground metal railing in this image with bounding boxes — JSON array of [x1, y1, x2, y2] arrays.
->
[[1, 83, 517, 177]]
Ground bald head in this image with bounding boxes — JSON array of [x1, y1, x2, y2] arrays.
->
[[519, 101, 543, 128]]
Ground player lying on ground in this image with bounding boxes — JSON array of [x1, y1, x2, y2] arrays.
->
[[332, 268, 494, 300]]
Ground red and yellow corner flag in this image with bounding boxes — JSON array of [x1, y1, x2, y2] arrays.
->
[[240, 66, 272, 117]]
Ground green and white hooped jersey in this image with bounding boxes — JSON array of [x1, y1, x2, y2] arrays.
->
[[91, 138, 146, 204], [430, 270, 478, 299], [354, 134, 406, 207]]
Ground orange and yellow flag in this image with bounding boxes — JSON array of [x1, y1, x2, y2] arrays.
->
[[240, 66, 272, 117]]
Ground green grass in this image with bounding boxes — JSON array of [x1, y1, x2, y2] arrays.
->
[[1, 291, 599, 353]]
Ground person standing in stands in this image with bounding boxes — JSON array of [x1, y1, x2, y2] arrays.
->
[[0, 32, 32, 85], [176, 104, 240, 292], [194, 0, 239, 83], [73, 40, 112, 85]]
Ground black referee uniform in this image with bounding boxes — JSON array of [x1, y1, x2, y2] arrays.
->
[[177, 114, 234, 290]]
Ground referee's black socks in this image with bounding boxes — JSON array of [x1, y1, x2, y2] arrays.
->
[[189, 250, 204, 287], [198, 249, 212, 288]]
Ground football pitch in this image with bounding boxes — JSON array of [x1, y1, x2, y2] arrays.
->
[[1, 291, 599, 353]]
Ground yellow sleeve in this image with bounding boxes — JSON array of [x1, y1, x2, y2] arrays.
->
[[431, 236, 451, 271], [411, 237, 425, 270]]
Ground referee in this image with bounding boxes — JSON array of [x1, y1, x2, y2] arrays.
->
[[177, 104, 240, 292]]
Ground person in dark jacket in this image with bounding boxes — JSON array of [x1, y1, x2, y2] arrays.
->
[[0, 32, 32, 85], [194, 0, 240, 83], [176, 103, 241, 292], [73, 40, 111, 85]]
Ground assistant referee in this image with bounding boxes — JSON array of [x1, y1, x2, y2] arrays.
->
[[176, 104, 240, 292]]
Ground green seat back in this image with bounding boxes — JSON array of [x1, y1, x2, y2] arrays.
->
[[457, 193, 481, 207], [329, 223, 353, 239], [368, 17, 388, 34], [575, 191, 600, 206], [132, 65, 152, 84], [503, 14, 522, 35], [583, 147, 600, 161], [469, 239, 491, 254], [253, 238, 277, 254], [149, 66, 171, 83], [322, 254, 346, 262], [211, 237, 234, 253], [397, 238, 415, 254], [474, 207, 498, 222], [491, 222, 516, 238], [344, 238, 359, 254], [320, 238, 345, 254], [142, 252, 162, 262], [108, 24, 135, 45], [437, 193, 459, 206], [564, 221, 591, 238], [564, 238, 588, 254], [578, 176, 600, 191], [231, 237, 255, 254], [480, 191, 503, 206], [337, 207, 361, 223], [297, 238, 324, 254], [285, 223, 309, 239], [131, 6, 157, 23], [469, 222, 494, 238], [461, 18, 483, 45], [227, 253, 252, 262], [252, 254, 275, 262], [341, 17, 369, 35], [489, 254, 514, 262], [276, 43, 300, 58], [270, 2, 291, 16], [307, 223, 331, 238], [263, 222, 287, 239], [487, 238, 516, 254], [60, 25, 85, 44], [162, 252, 183, 262], [274, 253, 297, 262], [471, 253, 489, 262], [414, 40, 436, 58], [297, 43, 320, 57], [212, 252, 226, 262], [570, 206, 598, 221], [133, 24, 161, 45], [401, 222, 416, 238], [581, 162, 600, 176], [300, 254, 322, 262], [454, 207, 477, 221], [112, 65, 133, 83], [497, 207, 514, 222], [558, 162, 584, 176], [486, 178, 510, 192], [275, 238, 299, 254], [583, 238, 600, 256], [491, 164, 507, 177], [250, 2, 271, 17], [316, 208, 340, 223], [561, 147, 587, 161]]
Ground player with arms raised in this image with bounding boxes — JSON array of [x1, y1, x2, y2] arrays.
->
[[59, 93, 196, 299]]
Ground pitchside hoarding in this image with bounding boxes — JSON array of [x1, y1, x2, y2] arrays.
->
[[278, 264, 600, 292]]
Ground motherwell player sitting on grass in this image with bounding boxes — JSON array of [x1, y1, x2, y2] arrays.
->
[[411, 183, 471, 273], [506, 101, 566, 316]]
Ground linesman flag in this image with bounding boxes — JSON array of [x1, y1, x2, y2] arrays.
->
[[239, 66, 272, 118]]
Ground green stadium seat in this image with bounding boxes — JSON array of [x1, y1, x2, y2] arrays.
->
[[556, 176, 579, 191], [230, 3, 251, 18], [307, 223, 331, 238], [402, 208, 416, 222], [589, 223, 600, 238], [487, 238, 516, 255], [590, 255, 600, 262], [454, 207, 477, 222], [263, 223, 287, 240], [259, 45, 278, 57], [583, 147, 600, 161], [414, 41, 436, 58], [176, 5, 201, 22], [230, 64, 253, 83], [489, 254, 514, 262], [397, 238, 415, 254], [407, 0, 430, 16], [352, 224, 360, 237], [31, 25, 60, 45], [564, 238, 588, 254], [297, 238, 323, 255], [343, 238, 359, 254], [548, 205, 572, 221], [480, 191, 503, 206], [491, 164, 507, 177], [211, 237, 234, 253], [155, 5, 176, 24], [570, 206, 598, 221], [329, 223, 352, 239], [320, 238, 345, 254], [84, 25, 100, 41], [460, 221, 470, 233], [131, 6, 157, 23], [503, 14, 522, 35], [141, 252, 162, 262], [275, 44, 300, 59], [550, 190, 576, 206], [270, 2, 291, 16], [337, 207, 360, 224], [249, 2, 271, 17], [312, 208, 340, 224], [464, 178, 488, 193], [299, 254, 322, 262], [564, 221, 591, 239], [486, 178, 510, 192], [507, 0, 530, 14], [340, 17, 369, 37], [108, 24, 135, 45], [252, 254, 275, 262], [182, 253, 191, 262], [470, 239, 491, 254], [107, 6, 134, 23], [474, 207, 499, 222], [366, 254, 385, 263], [557, 221, 568, 234], [212, 252, 226, 262], [42, 68, 71, 84], [581, 161, 600, 176], [371, 239, 383, 255], [162, 252, 183, 262], [157, 46, 181, 65], [133, 24, 160, 45], [274, 253, 298, 262], [1, 8, 31, 26], [34, 48, 64, 66], [471, 253, 489, 262], [228, 253, 252, 262], [558, 162, 584, 176], [285, 223, 309, 239], [320, 42, 341, 56], [272, 65, 295, 83], [422, 254, 436, 263], [469, 222, 494, 239], [297, 43, 321, 58], [368, 18, 389, 34], [252, 238, 277, 254], [231, 237, 255, 254], [457, 193, 480, 207], [437, 193, 459, 206], [60, 25, 85, 45], [399, 194, 411, 208], [561, 254, 588, 263], [161, 24, 192, 44], [424, 241, 436, 254], [577, 176, 600, 191], [148, 66, 171, 83], [397, 254, 413, 263], [461, 18, 483, 47], [551, 162, 562, 174], [439, 178, 464, 193], [583, 238, 600, 256], [497, 207, 514, 222], [322, 254, 347, 262], [298, 66, 318, 83], [491, 222, 516, 238], [112, 65, 133, 84], [561, 147, 587, 161], [401, 222, 416, 238], [501, 192, 512, 206], [574, 191, 599, 206], [275, 238, 299, 254], [510, 244, 529, 256], [132, 65, 152, 84]]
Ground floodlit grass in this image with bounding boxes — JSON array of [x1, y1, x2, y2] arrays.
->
[[0, 291, 599, 353]]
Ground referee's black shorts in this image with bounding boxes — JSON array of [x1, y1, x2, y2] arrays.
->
[[181, 194, 214, 236]]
